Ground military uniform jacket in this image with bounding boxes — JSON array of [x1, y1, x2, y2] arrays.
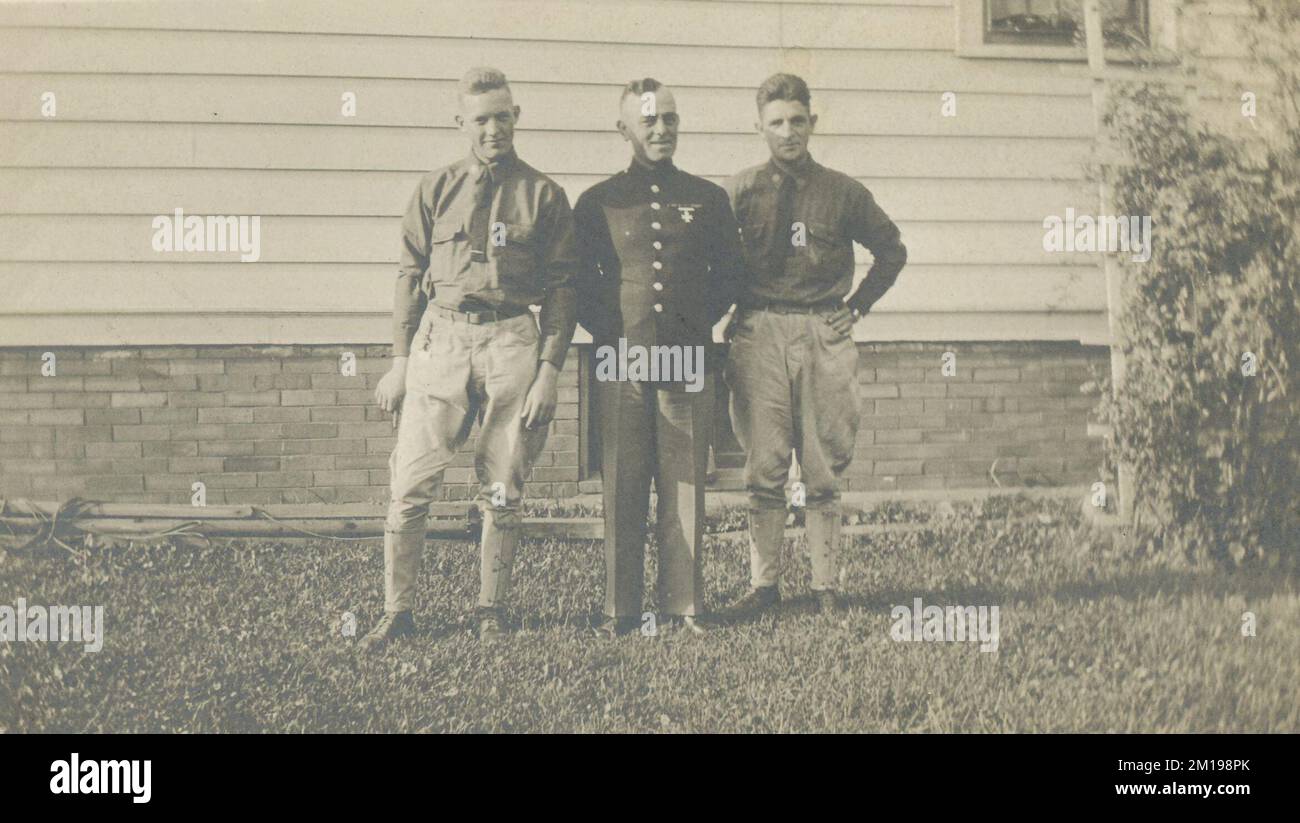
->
[[573, 160, 746, 389], [726, 155, 906, 315], [394, 150, 578, 366]]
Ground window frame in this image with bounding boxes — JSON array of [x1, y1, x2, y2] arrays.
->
[[955, 0, 1177, 60]]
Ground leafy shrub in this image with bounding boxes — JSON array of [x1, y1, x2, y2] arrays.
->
[[1095, 0, 1299, 564]]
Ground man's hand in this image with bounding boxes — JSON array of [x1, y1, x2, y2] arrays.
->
[[521, 361, 559, 430], [721, 310, 740, 342], [826, 306, 859, 340], [374, 357, 408, 415]]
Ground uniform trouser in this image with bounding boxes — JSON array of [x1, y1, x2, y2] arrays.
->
[[598, 375, 714, 618], [724, 308, 860, 590], [382, 308, 548, 613]]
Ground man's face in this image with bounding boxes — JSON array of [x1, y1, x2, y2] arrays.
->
[[617, 87, 679, 165], [457, 87, 519, 161], [758, 98, 816, 164]]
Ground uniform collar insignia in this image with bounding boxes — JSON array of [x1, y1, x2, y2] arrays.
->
[[768, 153, 816, 184], [467, 148, 518, 182]]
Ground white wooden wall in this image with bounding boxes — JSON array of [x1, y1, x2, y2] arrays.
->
[[0, 0, 1245, 347]]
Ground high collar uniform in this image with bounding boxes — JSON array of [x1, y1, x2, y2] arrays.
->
[[572, 157, 748, 618], [574, 158, 746, 388]]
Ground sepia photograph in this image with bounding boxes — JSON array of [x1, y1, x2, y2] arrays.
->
[[0, 0, 1296, 750]]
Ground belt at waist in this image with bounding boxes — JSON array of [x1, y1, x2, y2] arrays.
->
[[426, 302, 530, 325], [740, 299, 843, 315]]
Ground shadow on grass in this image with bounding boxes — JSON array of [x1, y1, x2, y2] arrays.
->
[[497, 566, 1297, 633], [844, 567, 1294, 613], [1028, 565, 1293, 604], [514, 612, 604, 634]]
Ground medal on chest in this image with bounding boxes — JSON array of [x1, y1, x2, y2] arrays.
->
[[670, 203, 702, 223]]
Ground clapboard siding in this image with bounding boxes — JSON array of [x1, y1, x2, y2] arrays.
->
[[0, 263, 1105, 314], [0, 170, 1096, 223], [0, 0, 1126, 345], [0, 75, 1095, 137], [2, 122, 1091, 178], [0, 28, 1095, 95], [0, 215, 1097, 267], [0, 0, 954, 49]]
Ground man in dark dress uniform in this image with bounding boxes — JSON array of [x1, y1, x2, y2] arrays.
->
[[574, 78, 747, 637]]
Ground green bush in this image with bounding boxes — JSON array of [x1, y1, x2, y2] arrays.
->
[[1095, 0, 1298, 565]]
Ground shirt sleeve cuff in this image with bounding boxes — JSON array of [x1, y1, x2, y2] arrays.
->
[[538, 337, 569, 371], [845, 294, 873, 316]]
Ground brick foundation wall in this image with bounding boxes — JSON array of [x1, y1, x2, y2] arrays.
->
[[839, 341, 1108, 492], [689, 340, 1110, 495], [0, 341, 1108, 505], [0, 345, 580, 505]]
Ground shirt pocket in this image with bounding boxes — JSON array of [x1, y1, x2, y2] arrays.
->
[[740, 220, 771, 268], [425, 220, 467, 290], [493, 221, 539, 281], [806, 220, 850, 269]]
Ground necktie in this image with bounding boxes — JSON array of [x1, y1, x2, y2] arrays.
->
[[771, 172, 797, 266], [468, 164, 495, 263]]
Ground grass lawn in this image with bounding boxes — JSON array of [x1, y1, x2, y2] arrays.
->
[[2, 494, 1296, 732]]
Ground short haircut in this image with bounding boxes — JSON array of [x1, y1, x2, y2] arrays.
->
[[459, 66, 510, 97], [620, 77, 663, 106], [756, 73, 811, 112]]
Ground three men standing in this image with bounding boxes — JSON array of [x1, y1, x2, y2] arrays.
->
[[722, 73, 907, 617], [364, 67, 578, 650], [364, 69, 905, 647], [574, 79, 746, 636]]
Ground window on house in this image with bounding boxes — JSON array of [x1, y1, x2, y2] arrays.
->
[[984, 0, 1149, 47]]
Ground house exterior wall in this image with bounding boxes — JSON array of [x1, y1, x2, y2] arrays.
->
[[1, 0, 1235, 502]]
